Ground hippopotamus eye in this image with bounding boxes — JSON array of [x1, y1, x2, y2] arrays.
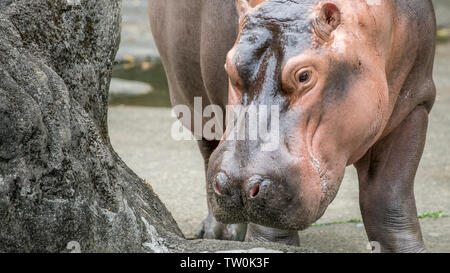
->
[[282, 66, 317, 95], [294, 69, 314, 87], [298, 71, 310, 83]]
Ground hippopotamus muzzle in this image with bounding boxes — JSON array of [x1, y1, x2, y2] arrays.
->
[[206, 131, 327, 230]]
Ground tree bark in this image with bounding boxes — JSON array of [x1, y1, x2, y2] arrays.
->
[[0, 0, 310, 253]]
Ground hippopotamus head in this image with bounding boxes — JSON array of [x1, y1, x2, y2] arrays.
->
[[207, 0, 390, 230]]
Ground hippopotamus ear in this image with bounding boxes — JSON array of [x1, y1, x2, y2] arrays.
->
[[314, 2, 341, 42], [236, 0, 251, 20]]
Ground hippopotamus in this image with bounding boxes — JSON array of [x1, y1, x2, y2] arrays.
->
[[148, 0, 436, 252]]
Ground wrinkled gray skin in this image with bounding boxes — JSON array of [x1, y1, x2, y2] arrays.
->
[[149, 0, 436, 252]]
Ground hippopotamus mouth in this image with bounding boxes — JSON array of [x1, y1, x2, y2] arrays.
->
[[206, 129, 345, 230]]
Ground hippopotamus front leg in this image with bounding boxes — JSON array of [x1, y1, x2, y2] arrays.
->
[[355, 106, 429, 253]]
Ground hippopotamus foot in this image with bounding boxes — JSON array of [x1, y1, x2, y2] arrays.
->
[[245, 223, 300, 246], [196, 213, 247, 241]]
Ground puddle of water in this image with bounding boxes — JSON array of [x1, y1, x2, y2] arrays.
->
[[109, 58, 171, 108]]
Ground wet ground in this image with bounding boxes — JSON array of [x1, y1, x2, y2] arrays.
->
[[110, 59, 171, 107], [108, 0, 450, 252]]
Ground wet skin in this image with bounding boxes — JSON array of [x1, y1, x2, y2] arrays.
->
[[149, 0, 436, 252]]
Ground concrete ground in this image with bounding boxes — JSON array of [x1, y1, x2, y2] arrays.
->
[[108, 0, 450, 252]]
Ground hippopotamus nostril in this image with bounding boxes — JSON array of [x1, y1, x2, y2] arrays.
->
[[214, 172, 229, 196], [214, 180, 222, 195], [246, 175, 266, 199], [249, 183, 260, 198]]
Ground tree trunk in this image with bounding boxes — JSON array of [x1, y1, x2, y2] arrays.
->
[[0, 0, 309, 253]]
